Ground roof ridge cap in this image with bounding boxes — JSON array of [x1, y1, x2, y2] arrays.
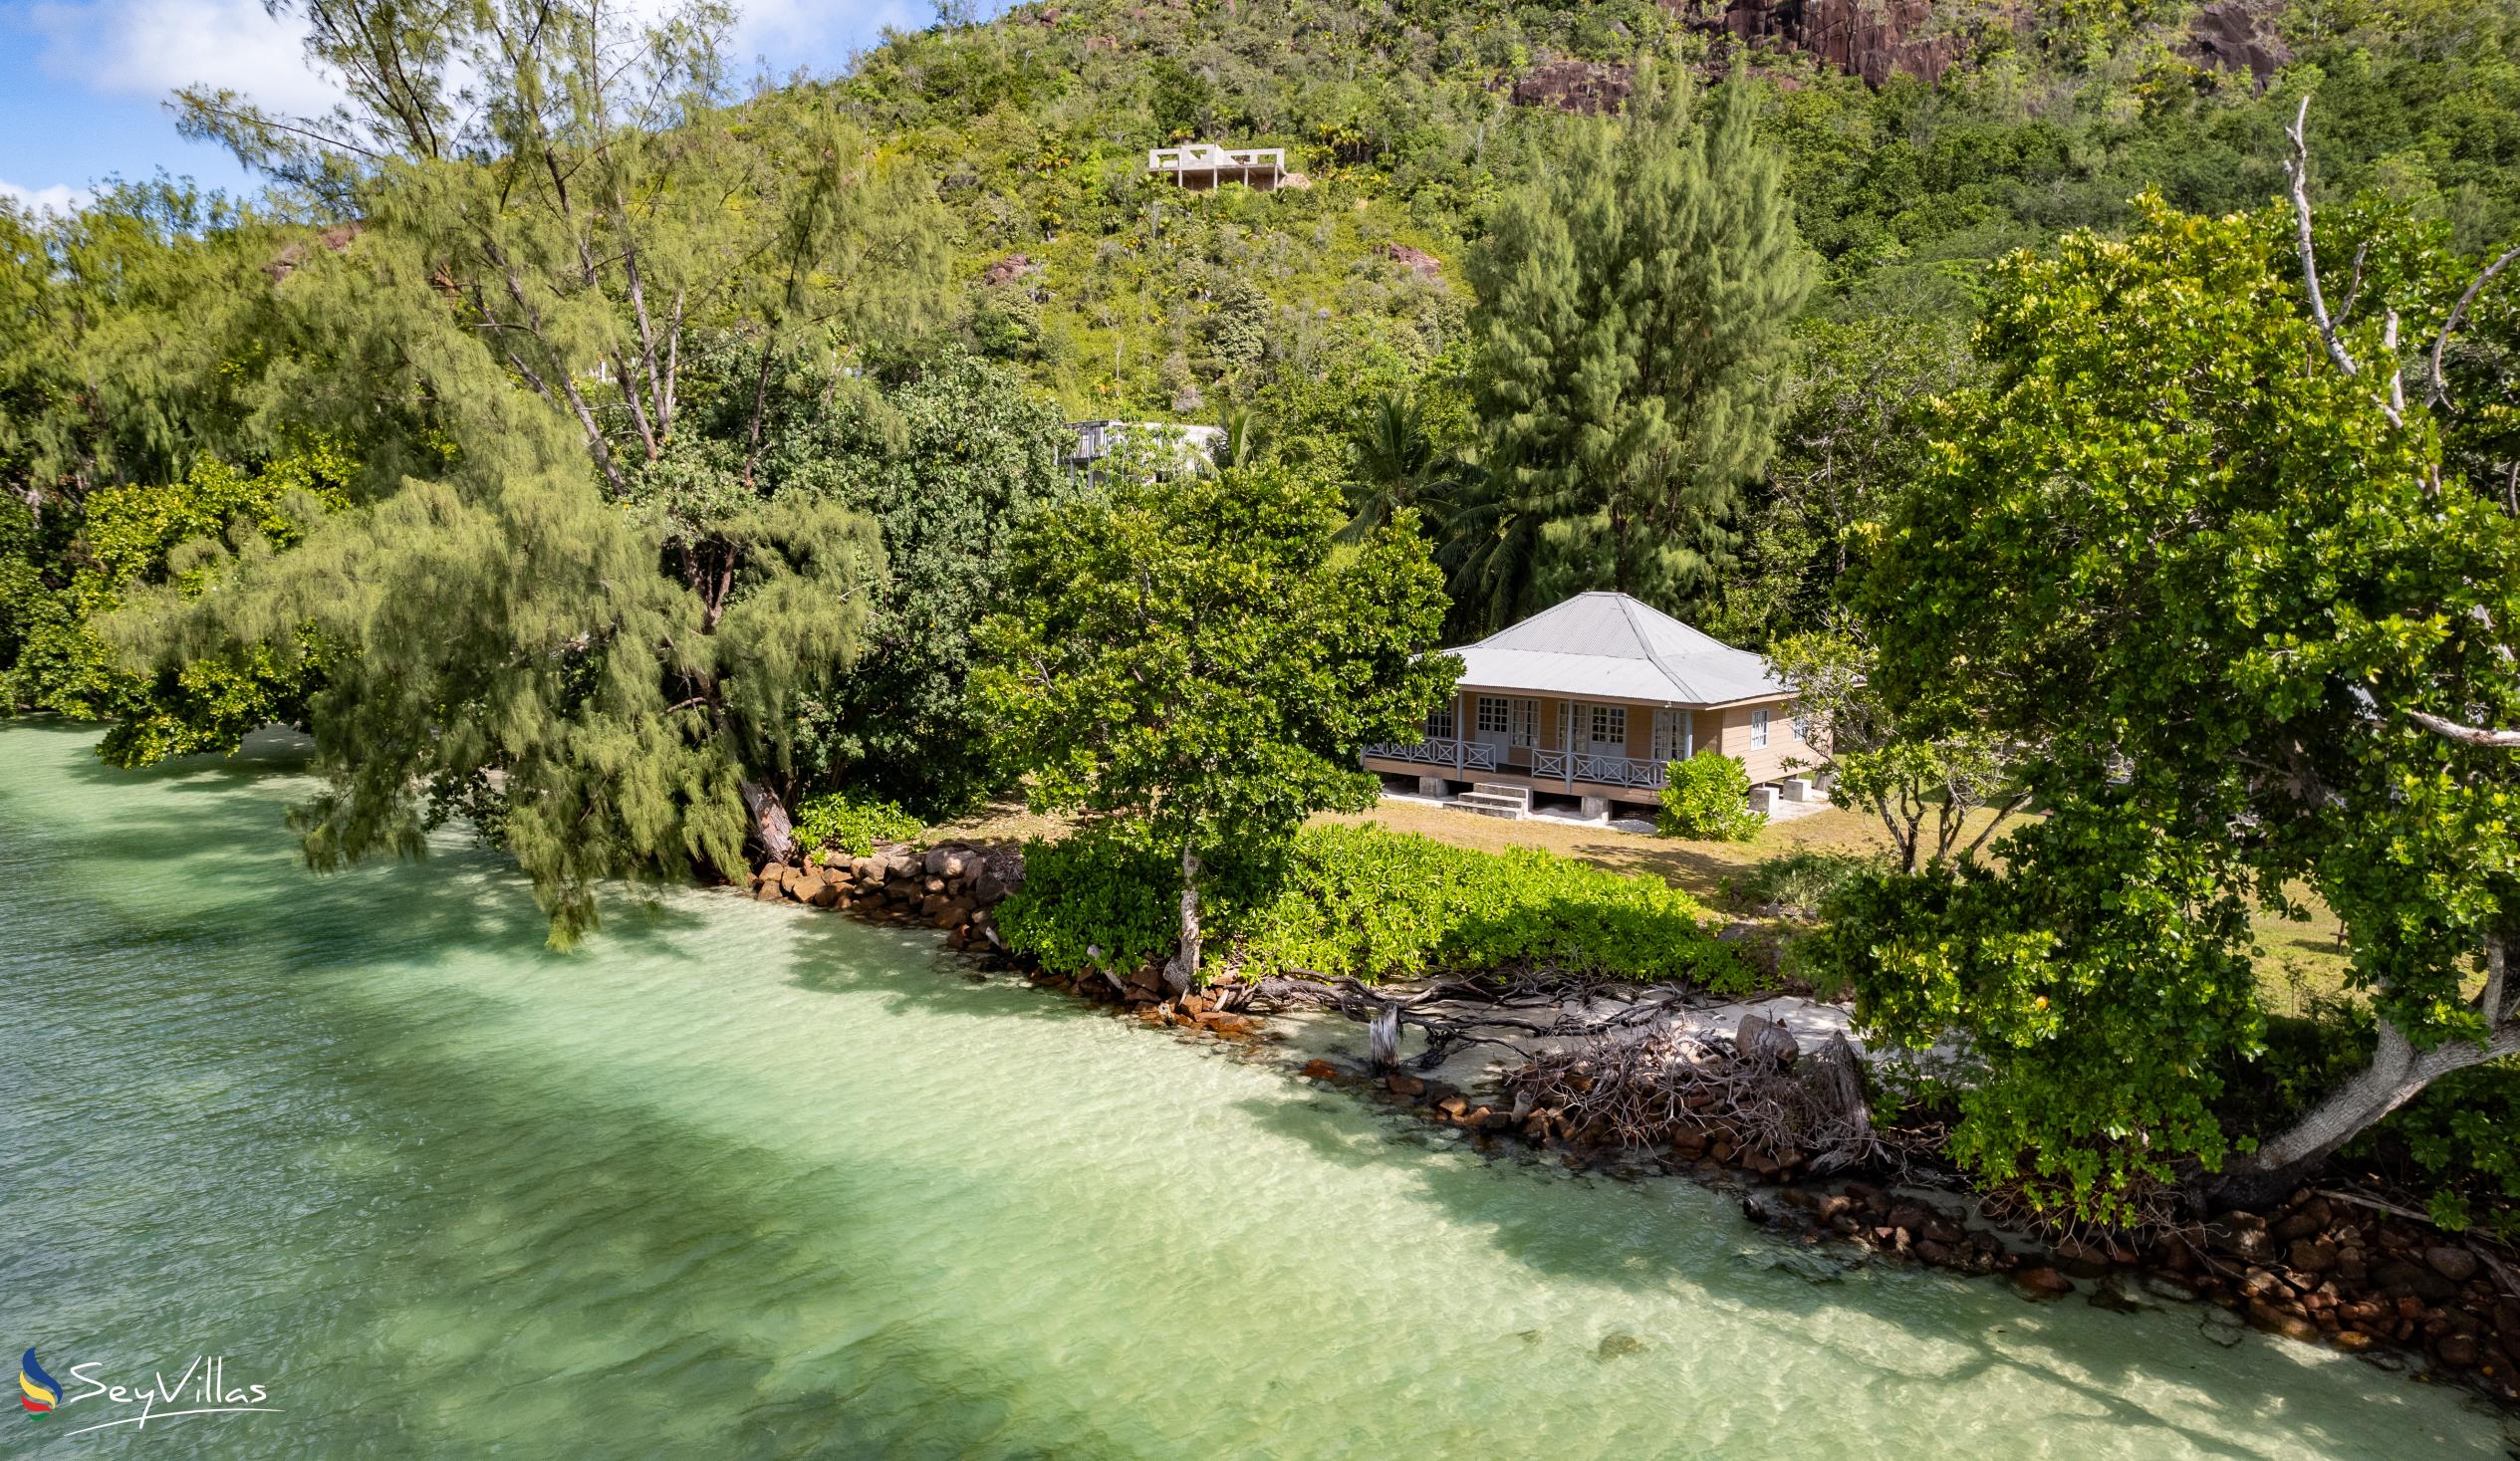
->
[[1609, 594, 1697, 698]]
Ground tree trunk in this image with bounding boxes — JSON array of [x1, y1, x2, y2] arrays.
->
[[2202, 1010, 2520, 1210], [1161, 844, 1202, 994], [739, 777, 797, 866]]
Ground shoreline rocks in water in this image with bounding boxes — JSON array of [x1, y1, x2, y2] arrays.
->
[[748, 840, 1021, 952], [738, 846, 2520, 1413]]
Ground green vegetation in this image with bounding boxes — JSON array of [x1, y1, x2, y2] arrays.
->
[[1723, 850, 1885, 916], [1657, 755, 1766, 842], [1457, 65, 1811, 631], [5, 0, 2520, 1227], [975, 461, 1455, 990], [792, 791, 925, 858], [996, 821, 1746, 989], [1816, 192, 2520, 1220]]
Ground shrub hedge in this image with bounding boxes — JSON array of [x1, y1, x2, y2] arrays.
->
[[994, 821, 1749, 990], [792, 790, 924, 857], [1657, 755, 1766, 842]]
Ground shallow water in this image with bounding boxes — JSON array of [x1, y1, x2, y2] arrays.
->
[[0, 722, 2507, 1459]]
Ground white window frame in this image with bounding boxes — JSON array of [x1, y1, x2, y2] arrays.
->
[[1588, 702, 1627, 750], [1651, 708, 1690, 763], [1750, 708, 1770, 749]]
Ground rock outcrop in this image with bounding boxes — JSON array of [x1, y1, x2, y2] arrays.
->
[[1706, 0, 1963, 87]]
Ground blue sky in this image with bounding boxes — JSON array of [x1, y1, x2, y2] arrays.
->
[[0, 0, 929, 213]]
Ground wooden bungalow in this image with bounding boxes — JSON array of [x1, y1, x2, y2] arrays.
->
[[1361, 593, 1821, 817]]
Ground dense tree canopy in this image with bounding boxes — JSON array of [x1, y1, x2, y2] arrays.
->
[[974, 463, 1455, 990], [1816, 193, 2520, 1217]]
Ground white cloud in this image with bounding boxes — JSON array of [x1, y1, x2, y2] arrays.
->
[[29, 0, 346, 115], [23, 0, 937, 135], [0, 179, 96, 215]]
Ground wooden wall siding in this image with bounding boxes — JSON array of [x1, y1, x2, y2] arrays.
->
[[1444, 691, 1812, 784]]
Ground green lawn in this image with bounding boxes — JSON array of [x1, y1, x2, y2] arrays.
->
[[930, 794, 2363, 1005]]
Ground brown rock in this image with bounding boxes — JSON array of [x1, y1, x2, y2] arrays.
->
[[808, 880, 843, 908], [1708, 0, 1959, 88], [2286, 1238, 2335, 1275], [2178, 0, 2292, 88], [2248, 1300, 2321, 1343], [1386, 1074, 1427, 1097], [2012, 1267, 2074, 1298], [1509, 57, 1633, 116], [753, 880, 784, 902], [2052, 1238, 2116, 1280], [2436, 1333, 2481, 1369], [1379, 243, 1441, 280], [1300, 1059, 1338, 1081], [2424, 1245, 2480, 1284], [980, 253, 1038, 287], [2376, 1259, 2457, 1304]]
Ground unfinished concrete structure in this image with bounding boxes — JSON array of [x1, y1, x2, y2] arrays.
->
[[1146, 144, 1287, 191], [1060, 419, 1225, 481]]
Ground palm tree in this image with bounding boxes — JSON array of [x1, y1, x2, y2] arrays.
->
[[1212, 402, 1270, 472], [1338, 390, 1448, 542], [1431, 457, 1543, 641]]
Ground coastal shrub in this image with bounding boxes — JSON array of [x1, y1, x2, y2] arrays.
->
[[2380, 1062, 2520, 1241], [1724, 850, 1885, 916], [1240, 824, 1748, 988], [791, 791, 923, 858], [990, 832, 1211, 980], [1657, 755, 1765, 842], [997, 822, 1748, 991]]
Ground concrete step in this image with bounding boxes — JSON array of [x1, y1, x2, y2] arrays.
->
[[1468, 781, 1533, 809], [1449, 791, 1528, 820]]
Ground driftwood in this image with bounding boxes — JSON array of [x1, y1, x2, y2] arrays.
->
[[1239, 970, 1703, 1072], [1501, 1023, 1885, 1173]]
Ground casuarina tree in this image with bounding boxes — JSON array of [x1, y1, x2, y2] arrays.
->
[[1457, 63, 1811, 630]]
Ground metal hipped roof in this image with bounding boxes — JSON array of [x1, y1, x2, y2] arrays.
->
[[1448, 592, 1788, 706]]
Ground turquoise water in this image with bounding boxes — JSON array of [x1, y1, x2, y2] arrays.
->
[[0, 722, 2507, 1458]]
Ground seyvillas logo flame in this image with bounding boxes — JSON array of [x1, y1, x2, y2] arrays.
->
[[19, 1349, 60, 1416]]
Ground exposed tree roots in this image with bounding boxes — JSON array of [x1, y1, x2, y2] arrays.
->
[[1234, 971, 1885, 1174]]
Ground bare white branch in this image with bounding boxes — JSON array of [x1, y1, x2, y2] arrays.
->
[[2427, 240, 2520, 410], [2286, 98, 2359, 378], [2406, 708, 2520, 747]]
